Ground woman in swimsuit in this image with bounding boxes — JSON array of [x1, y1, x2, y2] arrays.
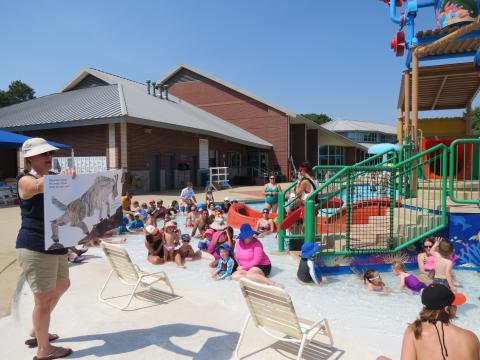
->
[[255, 208, 275, 237], [144, 225, 164, 265], [295, 161, 319, 207], [418, 237, 435, 278], [263, 175, 282, 213]]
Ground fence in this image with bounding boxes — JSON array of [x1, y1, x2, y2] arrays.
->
[[278, 144, 449, 255]]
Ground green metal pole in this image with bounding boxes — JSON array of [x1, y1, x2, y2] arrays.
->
[[304, 199, 315, 244], [277, 191, 286, 252]]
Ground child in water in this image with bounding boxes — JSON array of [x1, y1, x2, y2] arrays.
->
[[296, 243, 324, 285], [431, 237, 456, 292], [212, 243, 234, 281], [363, 269, 388, 293], [391, 260, 426, 293]]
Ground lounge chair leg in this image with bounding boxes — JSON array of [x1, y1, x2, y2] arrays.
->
[[296, 335, 307, 360], [98, 270, 114, 302], [121, 280, 142, 310], [234, 314, 251, 360]]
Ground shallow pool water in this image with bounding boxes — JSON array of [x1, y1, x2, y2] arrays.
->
[[112, 214, 480, 358]]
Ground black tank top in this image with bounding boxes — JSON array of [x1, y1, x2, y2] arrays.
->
[[16, 173, 67, 255], [297, 258, 313, 283]]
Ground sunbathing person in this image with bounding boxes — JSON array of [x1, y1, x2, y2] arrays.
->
[[231, 224, 282, 287], [399, 285, 477, 360], [255, 208, 275, 237], [144, 225, 164, 265], [175, 234, 201, 268], [191, 209, 214, 238]]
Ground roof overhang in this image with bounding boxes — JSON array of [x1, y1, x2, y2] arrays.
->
[[398, 62, 480, 111]]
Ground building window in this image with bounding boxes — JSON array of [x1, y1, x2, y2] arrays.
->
[[227, 152, 241, 167], [380, 134, 396, 143], [318, 146, 344, 165]]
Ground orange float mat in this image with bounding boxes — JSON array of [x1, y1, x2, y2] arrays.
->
[[227, 203, 277, 230]]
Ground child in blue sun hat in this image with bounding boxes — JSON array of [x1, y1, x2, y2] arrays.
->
[[297, 243, 325, 285], [212, 243, 235, 281]]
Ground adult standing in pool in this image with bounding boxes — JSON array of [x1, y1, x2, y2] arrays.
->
[[263, 175, 282, 213], [16, 138, 75, 359]]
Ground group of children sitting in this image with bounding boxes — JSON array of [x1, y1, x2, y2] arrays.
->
[[297, 236, 459, 295]]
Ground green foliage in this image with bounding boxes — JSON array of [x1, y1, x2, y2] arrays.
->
[[471, 106, 480, 136], [0, 80, 35, 108], [301, 113, 332, 125]]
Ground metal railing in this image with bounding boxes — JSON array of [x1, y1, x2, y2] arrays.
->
[[449, 138, 480, 205], [277, 144, 450, 255]]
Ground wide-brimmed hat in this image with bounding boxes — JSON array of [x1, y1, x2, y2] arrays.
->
[[238, 223, 257, 240], [301, 243, 319, 259], [22, 138, 59, 158], [197, 202, 206, 210], [215, 243, 233, 256], [421, 284, 466, 310]]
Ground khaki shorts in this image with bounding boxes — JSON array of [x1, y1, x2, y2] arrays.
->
[[16, 248, 69, 294]]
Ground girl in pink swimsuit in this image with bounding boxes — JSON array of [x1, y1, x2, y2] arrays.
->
[[392, 260, 426, 293]]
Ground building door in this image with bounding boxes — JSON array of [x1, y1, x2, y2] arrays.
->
[[247, 151, 269, 177], [149, 153, 160, 192], [164, 153, 175, 189], [191, 155, 199, 186]]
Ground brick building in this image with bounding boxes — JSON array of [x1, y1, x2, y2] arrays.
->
[[0, 68, 271, 192], [0, 66, 365, 191], [161, 65, 366, 179]]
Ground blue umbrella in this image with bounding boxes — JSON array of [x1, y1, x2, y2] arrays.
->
[[368, 143, 399, 155], [0, 130, 70, 149]]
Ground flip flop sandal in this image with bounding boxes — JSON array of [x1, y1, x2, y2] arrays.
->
[[33, 347, 72, 360], [25, 334, 59, 348]]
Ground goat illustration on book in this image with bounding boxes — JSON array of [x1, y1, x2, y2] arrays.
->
[[48, 174, 119, 250]]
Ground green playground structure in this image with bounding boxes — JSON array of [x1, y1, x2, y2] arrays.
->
[[277, 139, 480, 256]]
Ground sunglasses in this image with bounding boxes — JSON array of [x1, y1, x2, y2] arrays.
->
[[269, 177, 275, 180], [424, 245, 433, 249], [369, 275, 381, 281], [39, 151, 54, 157]]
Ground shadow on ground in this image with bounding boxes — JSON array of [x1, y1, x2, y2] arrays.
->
[[59, 323, 239, 359], [244, 339, 345, 360]]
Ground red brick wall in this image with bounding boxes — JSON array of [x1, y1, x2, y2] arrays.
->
[[24, 125, 109, 158], [126, 123, 246, 170], [290, 124, 306, 166], [168, 79, 289, 176]]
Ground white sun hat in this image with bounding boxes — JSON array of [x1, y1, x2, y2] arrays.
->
[[22, 138, 59, 158]]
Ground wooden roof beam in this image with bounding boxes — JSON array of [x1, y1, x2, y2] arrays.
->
[[431, 75, 448, 110]]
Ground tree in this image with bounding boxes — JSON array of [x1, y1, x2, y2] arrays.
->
[[301, 113, 332, 125], [0, 80, 35, 108], [471, 106, 480, 136]]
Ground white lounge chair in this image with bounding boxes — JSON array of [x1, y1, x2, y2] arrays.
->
[[235, 278, 334, 360], [99, 242, 174, 310]]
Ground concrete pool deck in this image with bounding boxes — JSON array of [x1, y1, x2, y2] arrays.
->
[[0, 184, 272, 318], [1, 184, 479, 359]]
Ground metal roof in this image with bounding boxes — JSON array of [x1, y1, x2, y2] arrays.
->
[[160, 64, 366, 150], [321, 119, 397, 135], [398, 62, 480, 111], [0, 84, 123, 129], [0, 68, 272, 149]]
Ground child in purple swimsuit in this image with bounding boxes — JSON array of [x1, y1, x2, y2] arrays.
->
[[392, 260, 426, 293]]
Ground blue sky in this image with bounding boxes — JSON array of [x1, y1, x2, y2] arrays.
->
[[1, 0, 446, 124]]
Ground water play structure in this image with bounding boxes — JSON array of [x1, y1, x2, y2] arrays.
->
[[273, 1, 480, 273]]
